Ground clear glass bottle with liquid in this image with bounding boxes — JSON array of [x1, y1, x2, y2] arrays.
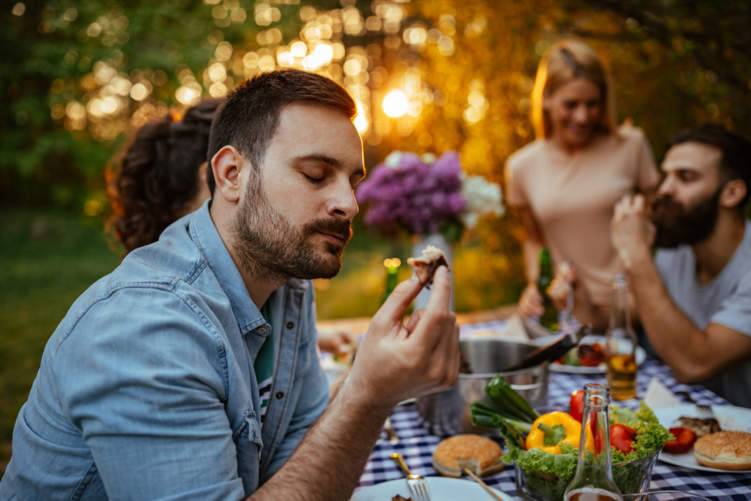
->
[[564, 383, 622, 501], [537, 247, 559, 332], [605, 273, 638, 401]]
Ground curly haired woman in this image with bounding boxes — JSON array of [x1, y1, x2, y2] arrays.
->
[[107, 99, 221, 252]]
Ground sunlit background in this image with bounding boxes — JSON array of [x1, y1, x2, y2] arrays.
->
[[1, 0, 750, 471]]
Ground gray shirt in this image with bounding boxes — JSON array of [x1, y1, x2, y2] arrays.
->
[[655, 221, 751, 407]]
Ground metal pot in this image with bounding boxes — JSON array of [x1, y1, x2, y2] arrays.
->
[[416, 338, 548, 435]]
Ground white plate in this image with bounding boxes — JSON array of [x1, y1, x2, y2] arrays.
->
[[654, 403, 751, 473], [549, 335, 646, 374], [351, 476, 512, 501]]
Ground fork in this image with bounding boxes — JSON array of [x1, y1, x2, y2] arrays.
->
[[390, 452, 431, 501]]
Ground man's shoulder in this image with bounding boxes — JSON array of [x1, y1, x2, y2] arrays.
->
[[53, 225, 222, 347], [54, 272, 214, 348]]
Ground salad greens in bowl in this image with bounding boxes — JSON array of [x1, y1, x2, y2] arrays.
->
[[472, 378, 671, 501]]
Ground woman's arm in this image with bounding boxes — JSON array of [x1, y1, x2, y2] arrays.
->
[[515, 206, 546, 317]]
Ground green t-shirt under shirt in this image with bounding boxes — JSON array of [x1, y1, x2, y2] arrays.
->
[[255, 304, 275, 421]]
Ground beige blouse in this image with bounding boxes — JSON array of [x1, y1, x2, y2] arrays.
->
[[506, 126, 659, 326]]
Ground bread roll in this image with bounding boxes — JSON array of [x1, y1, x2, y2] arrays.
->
[[432, 434, 503, 477], [693, 431, 751, 471]]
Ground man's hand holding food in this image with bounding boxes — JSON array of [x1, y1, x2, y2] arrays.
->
[[343, 265, 459, 411], [611, 194, 656, 270]]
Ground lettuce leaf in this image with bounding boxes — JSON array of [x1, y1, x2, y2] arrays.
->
[[508, 402, 670, 498], [611, 402, 672, 464]]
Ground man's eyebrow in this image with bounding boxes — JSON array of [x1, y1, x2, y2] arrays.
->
[[294, 154, 340, 166], [294, 154, 365, 177]]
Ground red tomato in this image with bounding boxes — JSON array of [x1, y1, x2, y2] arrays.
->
[[569, 390, 585, 422], [590, 412, 603, 454], [578, 344, 606, 367], [610, 423, 637, 454], [663, 427, 697, 454]]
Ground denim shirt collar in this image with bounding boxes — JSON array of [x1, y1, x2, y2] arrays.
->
[[189, 201, 268, 336]]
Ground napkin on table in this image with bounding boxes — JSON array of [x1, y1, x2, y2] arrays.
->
[[643, 377, 683, 408]]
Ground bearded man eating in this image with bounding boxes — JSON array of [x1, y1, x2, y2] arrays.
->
[[0, 70, 460, 499], [611, 124, 751, 407]]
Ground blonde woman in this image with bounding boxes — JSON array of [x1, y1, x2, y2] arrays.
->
[[506, 39, 659, 330]]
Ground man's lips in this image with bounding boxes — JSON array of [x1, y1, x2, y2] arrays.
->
[[317, 231, 348, 245]]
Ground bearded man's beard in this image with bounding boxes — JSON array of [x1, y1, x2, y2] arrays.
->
[[652, 189, 721, 248], [232, 172, 352, 280]]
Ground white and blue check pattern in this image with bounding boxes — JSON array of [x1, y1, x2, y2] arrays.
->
[[359, 321, 751, 500]]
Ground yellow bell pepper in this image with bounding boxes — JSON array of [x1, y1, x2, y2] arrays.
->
[[525, 411, 593, 454]]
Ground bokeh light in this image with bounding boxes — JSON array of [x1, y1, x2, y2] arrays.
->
[[382, 90, 408, 118]]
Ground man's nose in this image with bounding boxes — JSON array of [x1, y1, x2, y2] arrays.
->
[[327, 181, 359, 220], [657, 175, 675, 196]]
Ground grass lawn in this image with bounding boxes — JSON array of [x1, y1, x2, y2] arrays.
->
[[0, 210, 120, 473], [0, 209, 521, 474]]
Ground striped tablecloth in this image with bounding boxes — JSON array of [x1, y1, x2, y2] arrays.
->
[[358, 321, 751, 500]]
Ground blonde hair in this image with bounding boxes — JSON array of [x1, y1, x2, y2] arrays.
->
[[531, 39, 616, 139]]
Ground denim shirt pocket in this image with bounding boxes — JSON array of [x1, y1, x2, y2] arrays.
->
[[233, 410, 263, 493]]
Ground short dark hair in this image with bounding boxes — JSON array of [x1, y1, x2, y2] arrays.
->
[[207, 69, 356, 194], [668, 123, 751, 211]]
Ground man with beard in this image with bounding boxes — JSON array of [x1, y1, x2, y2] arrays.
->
[[0, 70, 460, 499], [611, 124, 751, 406]]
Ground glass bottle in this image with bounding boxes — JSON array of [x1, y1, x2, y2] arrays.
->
[[564, 383, 622, 501], [537, 248, 559, 332], [381, 257, 401, 304], [605, 273, 638, 401]]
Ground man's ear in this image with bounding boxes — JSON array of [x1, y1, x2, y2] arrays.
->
[[720, 179, 747, 210], [210, 146, 245, 204]]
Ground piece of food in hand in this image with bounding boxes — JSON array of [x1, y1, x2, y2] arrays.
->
[[569, 390, 585, 422], [676, 416, 722, 438], [610, 423, 637, 454], [432, 434, 503, 477], [663, 427, 697, 454], [407, 245, 448, 286], [693, 431, 751, 470]]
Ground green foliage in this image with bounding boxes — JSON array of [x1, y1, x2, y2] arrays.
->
[[0, 0, 297, 210], [0, 210, 120, 472]]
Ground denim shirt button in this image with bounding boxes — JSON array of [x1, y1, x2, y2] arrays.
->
[[275, 391, 285, 400], [285, 321, 294, 329]]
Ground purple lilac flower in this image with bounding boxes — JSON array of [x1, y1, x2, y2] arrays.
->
[[356, 150, 466, 235]]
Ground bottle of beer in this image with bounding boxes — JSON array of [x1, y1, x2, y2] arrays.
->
[[605, 273, 638, 401], [564, 383, 623, 501], [381, 257, 401, 304], [537, 248, 559, 332]]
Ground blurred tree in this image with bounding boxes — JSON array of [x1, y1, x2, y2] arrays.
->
[[392, 0, 751, 298], [1, 0, 749, 308], [0, 0, 303, 210], [560, 0, 751, 151]]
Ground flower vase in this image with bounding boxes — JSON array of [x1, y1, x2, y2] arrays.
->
[[412, 232, 454, 310]]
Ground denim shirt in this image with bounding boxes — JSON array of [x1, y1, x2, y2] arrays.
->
[[0, 202, 329, 500]]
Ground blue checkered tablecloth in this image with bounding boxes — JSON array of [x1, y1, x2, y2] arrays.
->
[[359, 321, 751, 500]]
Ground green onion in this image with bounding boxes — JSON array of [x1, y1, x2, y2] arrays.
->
[[485, 376, 538, 423]]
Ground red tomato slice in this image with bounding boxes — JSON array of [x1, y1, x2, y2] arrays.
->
[[663, 427, 697, 454], [610, 423, 636, 454]]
